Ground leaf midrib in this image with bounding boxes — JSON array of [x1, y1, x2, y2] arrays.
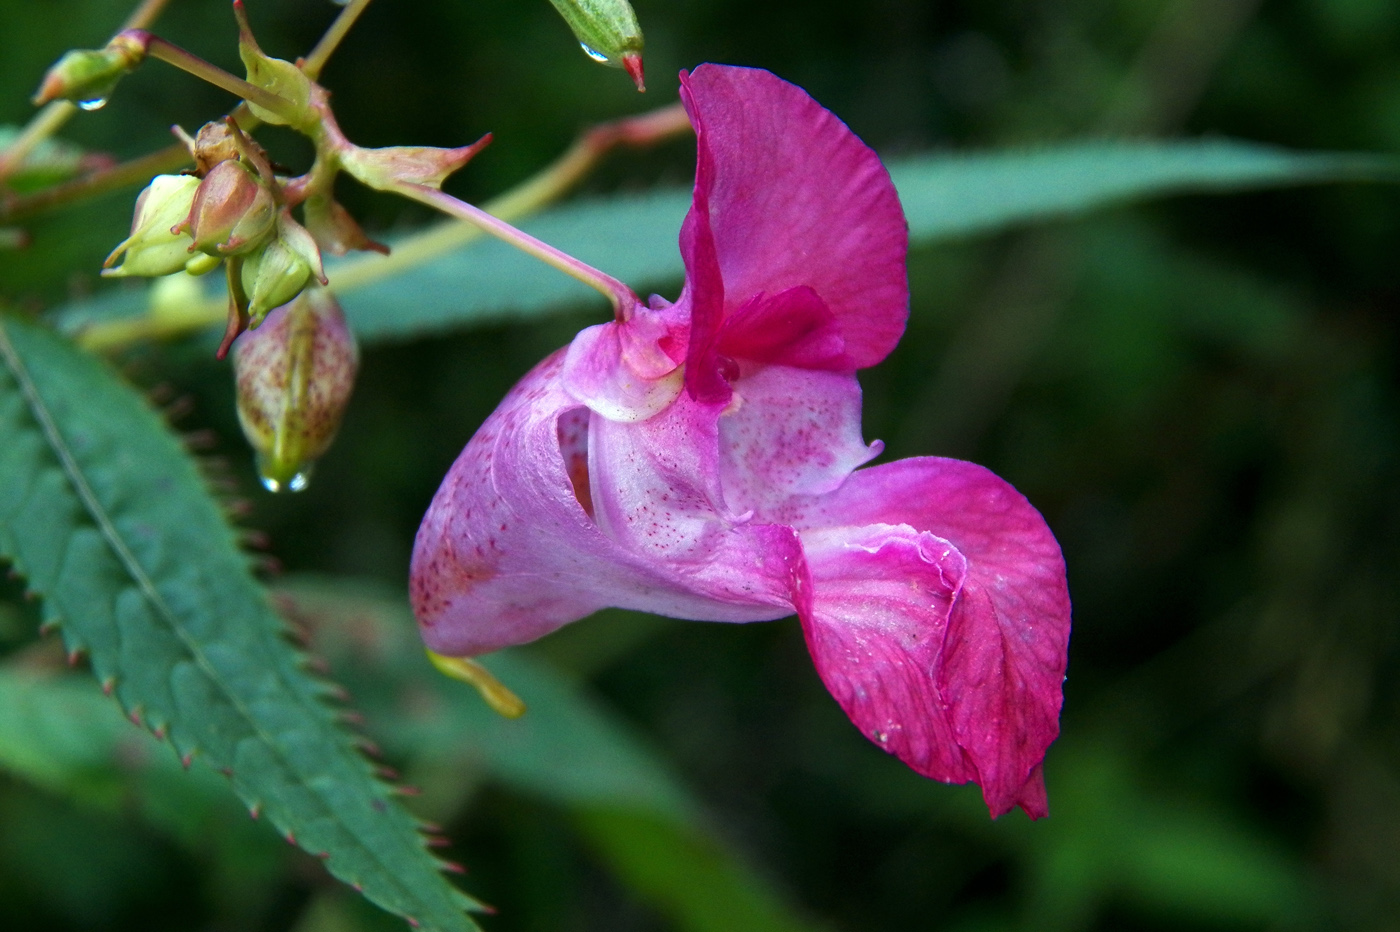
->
[[0, 317, 446, 920]]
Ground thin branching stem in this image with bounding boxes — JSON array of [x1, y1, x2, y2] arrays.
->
[[302, 0, 376, 80]]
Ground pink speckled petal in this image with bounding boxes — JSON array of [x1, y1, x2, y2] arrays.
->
[[678, 65, 909, 370], [794, 458, 1070, 819], [411, 352, 790, 657], [718, 364, 881, 520], [588, 389, 803, 613]]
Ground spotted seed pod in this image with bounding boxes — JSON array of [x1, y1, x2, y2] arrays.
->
[[232, 289, 358, 493]]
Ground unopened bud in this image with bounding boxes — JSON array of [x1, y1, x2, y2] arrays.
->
[[233, 289, 358, 493], [546, 0, 645, 90], [103, 174, 203, 278], [241, 237, 311, 324], [339, 135, 492, 193], [234, 0, 315, 130], [184, 160, 276, 256], [32, 33, 147, 109]]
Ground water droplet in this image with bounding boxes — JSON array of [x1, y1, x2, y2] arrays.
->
[[579, 43, 611, 64], [258, 460, 312, 493], [77, 97, 108, 111]]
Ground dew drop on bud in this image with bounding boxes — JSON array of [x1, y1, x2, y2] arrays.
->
[[579, 43, 611, 64], [233, 290, 357, 494], [257, 456, 312, 494], [77, 96, 109, 111]]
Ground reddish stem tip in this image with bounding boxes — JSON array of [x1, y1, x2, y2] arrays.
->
[[622, 52, 645, 92]]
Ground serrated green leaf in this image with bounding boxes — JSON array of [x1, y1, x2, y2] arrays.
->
[[49, 139, 1395, 346], [0, 316, 479, 932], [0, 665, 276, 855]]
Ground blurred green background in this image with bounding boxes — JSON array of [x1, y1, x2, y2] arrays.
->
[[3, 0, 1400, 930]]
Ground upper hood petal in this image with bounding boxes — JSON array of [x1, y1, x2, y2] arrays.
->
[[678, 64, 909, 374]]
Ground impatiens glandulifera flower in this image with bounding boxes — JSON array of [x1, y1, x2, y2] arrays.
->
[[233, 288, 357, 493], [412, 64, 1072, 819]]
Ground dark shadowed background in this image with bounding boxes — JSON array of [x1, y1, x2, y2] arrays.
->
[[2, 0, 1399, 930]]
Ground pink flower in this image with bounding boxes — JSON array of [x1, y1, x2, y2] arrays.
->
[[411, 65, 1071, 819]]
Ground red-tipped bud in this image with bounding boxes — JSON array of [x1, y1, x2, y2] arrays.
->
[[621, 52, 645, 92], [545, 0, 645, 90], [183, 160, 277, 256], [339, 136, 492, 193], [233, 289, 358, 493]]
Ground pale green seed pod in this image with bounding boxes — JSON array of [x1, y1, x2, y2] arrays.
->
[[233, 290, 358, 493], [102, 174, 200, 278], [240, 236, 313, 325], [546, 0, 646, 89]]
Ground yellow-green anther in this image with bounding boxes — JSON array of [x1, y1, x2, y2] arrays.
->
[[102, 174, 200, 278], [31, 33, 147, 109], [546, 0, 646, 90]]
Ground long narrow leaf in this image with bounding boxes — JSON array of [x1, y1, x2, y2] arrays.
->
[[51, 138, 1395, 345], [0, 316, 478, 932]]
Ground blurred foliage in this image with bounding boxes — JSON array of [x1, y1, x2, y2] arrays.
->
[[2, 0, 1400, 931]]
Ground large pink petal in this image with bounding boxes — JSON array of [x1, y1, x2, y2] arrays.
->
[[719, 286, 854, 372], [678, 65, 909, 370], [589, 388, 804, 613], [718, 364, 881, 520], [797, 523, 976, 787], [411, 352, 794, 657], [793, 458, 1070, 819]]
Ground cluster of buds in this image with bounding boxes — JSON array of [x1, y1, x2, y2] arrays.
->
[[104, 118, 330, 358], [57, 0, 649, 491]]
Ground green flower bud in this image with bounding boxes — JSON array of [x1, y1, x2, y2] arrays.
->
[[31, 33, 147, 109], [234, 0, 315, 131], [338, 135, 491, 193], [240, 236, 313, 325], [184, 159, 277, 257], [546, 0, 646, 90], [233, 290, 358, 493], [102, 174, 200, 278]]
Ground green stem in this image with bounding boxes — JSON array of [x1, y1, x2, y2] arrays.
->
[[2, 143, 189, 223], [391, 182, 637, 313], [75, 103, 694, 351], [302, 0, 376, 80], [136, 33, 297, 121]]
